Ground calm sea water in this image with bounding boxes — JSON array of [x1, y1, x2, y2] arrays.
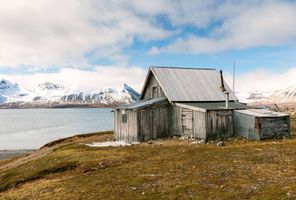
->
[[0, 108, 113, 150]]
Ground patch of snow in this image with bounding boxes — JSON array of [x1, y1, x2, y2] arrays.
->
[[86, 141, 140, 147]]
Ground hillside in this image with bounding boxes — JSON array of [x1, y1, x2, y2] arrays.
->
[[0, 117, 296, 199]]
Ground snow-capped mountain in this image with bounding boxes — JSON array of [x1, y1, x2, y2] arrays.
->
[[0, 79, 29, 103], [267, 85, 296, 103], [0, 79, 140, 106], [240, 85, 296, 104]]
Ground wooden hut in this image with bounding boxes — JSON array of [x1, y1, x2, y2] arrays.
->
[[233, 109, 290, 140], [114, 66, 288, 142]]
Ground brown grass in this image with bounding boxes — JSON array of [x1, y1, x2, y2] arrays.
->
[[0, 120, 296, 199]]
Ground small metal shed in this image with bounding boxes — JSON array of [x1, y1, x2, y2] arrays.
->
[[233, 109, 290, 140]]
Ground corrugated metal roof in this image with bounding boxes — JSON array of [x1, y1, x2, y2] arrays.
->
[[115, 97, 167, 110], [177, 102, 250, 111], [234, 109, 289, 117], [148, 67, 238, 102]]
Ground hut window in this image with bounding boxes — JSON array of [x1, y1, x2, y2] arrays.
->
[[152, 86, 158, 98], [122, 113, 127, 123]]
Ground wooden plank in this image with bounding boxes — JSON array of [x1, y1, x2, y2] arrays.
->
[[192, 110, 206, 139], [205, 110, 233, 140], [142, 73, 165, 100], [182, 108, 193, 137]]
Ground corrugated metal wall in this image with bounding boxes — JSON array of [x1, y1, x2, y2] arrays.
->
[[233, 111, 290, 140], [233, 112, 259, 140]]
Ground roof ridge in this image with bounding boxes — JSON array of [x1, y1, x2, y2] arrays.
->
[[150, 66, 216, 70]]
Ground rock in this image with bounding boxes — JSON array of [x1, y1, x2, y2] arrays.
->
[[198, 139, 206, 144], [147, 141, 153, 144], [180, 136, 189, 141], [191, 139, 205, 144], [216, 141, 224, 146], [287, 191, 292, 197]]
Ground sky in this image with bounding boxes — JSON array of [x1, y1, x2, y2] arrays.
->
[[0, 0, 296, 96]]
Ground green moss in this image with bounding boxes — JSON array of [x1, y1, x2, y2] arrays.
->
[[0, 159, 77, 192]]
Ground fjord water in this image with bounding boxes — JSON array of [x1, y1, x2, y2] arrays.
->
[[0, 108, 113, 150]]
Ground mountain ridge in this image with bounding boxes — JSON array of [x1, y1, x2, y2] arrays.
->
[[240, 84, 296, 104], [0, 79, 140, 108]]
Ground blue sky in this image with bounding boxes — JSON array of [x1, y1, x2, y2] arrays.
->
[[0, 0, 296, 94]]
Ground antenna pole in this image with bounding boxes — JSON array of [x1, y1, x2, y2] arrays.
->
[[233, 61, 236, 93]]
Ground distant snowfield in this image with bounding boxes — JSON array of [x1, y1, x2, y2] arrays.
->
[[86, 141, 140, 147], [0, 79, 140, 105], [236, 85, 296, 104]]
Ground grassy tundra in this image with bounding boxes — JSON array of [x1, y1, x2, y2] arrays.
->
[[1, 116, 296, 199]]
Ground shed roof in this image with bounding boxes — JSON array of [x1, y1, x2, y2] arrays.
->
[[115, 97, 167, 110], [234, 109, 289, 117], [176, 102, 250, 112], [141, 66, 238, 102]]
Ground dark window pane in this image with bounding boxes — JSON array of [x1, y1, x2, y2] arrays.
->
[[122, 114, 127, 123]]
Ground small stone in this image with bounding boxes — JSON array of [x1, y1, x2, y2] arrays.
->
[[132, 187, 137, 190], [198, 139, 206, 144], [147, 141, 153, 144], [287, 192, 292, 197], [216, 141, 224, 146]]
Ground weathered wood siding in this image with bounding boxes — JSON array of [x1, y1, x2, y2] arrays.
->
[[205, 110, 233, 140], [114, 109, 119, 140], [170, 105, 183, 136], [114, 109, 138, 141], [182, 108, 193, 137], [192, 110, 207, 139], [170, 105, 207, 139], [115, 105, 244, 142], [137, 102, 169, 141], [142, 73, 165, 100]]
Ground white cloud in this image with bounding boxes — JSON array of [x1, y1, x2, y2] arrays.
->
[[0, 66, 147, 92], [150, 1, 296, 54], [0, 0, 170, 68], [225, 67, 296, 101], [1, 0, 296, 69]]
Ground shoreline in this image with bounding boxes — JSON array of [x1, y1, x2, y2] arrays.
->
[[0, 131, 113, 160], [0, 150, 35, 160], [0, 103, 120, 109]]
